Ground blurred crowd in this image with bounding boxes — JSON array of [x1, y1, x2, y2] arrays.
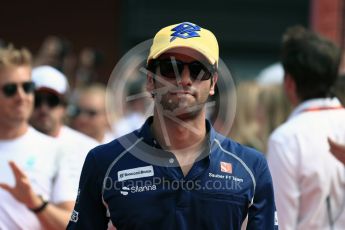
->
[[0, 35, 148, 144], [1, 34, 340, 154]]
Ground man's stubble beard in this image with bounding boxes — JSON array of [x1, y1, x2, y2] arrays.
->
[[31, 114, 57, 136], [157, 91, 207, 121]]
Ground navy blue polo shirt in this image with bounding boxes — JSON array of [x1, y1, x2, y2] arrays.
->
[[67, 117, 278, 229]]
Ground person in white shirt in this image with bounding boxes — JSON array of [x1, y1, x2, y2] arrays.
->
[[0, 45, 75, 229], [267, 26, 345, 229], [328, 75, 345, 165], [29, 65, 99, 190]]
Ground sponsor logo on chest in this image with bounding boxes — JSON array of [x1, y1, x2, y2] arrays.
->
[[117, 165, 154, 182]]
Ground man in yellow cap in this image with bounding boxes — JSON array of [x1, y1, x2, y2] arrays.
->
[[67, 22, 278, 230]]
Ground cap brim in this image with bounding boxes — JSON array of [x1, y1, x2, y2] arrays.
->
[[149, 44, 216, 65], [35, 87, 63, 96]]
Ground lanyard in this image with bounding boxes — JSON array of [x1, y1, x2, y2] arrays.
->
[[299, 105, 344, 114]]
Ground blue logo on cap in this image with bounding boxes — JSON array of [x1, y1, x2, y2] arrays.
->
[[170, 22, 201, 42]]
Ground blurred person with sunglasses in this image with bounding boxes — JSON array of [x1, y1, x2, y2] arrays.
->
[[30, 65, 99, 150], [30, 65, 99, 140], [67, 22, 278, 230], [30, 66, 68, 137], [69, 83, 115, 144], [29, 65, 99, 208], [0, 45, 77, 229]]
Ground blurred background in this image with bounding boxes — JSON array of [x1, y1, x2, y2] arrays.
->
[[1, 0, 343, 84], [1, 0, 344, 151]]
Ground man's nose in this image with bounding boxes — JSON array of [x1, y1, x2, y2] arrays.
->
[[177, 65, 192, 86], [14, 85, 27, 100]]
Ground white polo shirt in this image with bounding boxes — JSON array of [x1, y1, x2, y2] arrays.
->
[[0, 127, 76, 230], [267, 98, 345, 230], [56, 126, 99, 194]]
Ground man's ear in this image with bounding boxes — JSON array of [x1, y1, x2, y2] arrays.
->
[[284, 73, 299, 106], [209, 73, 218, 96], [146, 71, 154, 93], [284, 73, 295, 93]]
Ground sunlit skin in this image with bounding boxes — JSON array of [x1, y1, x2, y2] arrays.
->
[[148, 49, 216, 121], [30, 91, 65, 137], [0, 65, 33, 139], [147, 48, 217, 175], [71, 91, 107, 142]]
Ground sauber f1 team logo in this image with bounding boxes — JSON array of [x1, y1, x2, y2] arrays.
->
[[220, 161, 232, 174]]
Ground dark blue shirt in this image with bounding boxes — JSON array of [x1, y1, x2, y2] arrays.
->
[[67, 117, 278, 229]]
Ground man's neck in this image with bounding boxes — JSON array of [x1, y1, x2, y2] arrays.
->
[[0, 123, 28, 140], [48, 125, 62, 138], [95, 132, 104, 143], [151, 112, 207, 151], [151, 111, 208, 176]]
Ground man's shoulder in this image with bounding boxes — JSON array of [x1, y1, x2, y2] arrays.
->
[[212, 135, 269, 189], [213, 134, 266, 166], [88, 131, 141, 163], [269, 120, 294, 142], [270, 108, 345, 143], [9, 127, 62, 162], [59, 126, 99, 146], [28, 126, 60, 146]]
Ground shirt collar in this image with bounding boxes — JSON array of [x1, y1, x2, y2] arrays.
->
[[137, 116, 220, 158], [137, 116, 159, 147], [138, 116, 217, 143], [288, 97, 342, 120]]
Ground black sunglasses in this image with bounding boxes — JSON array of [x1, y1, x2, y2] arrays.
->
[[70, 106, 100, 118], [150, 59, 216, 81], [34, 93, 62, 108], [1, 81, 35, 97]]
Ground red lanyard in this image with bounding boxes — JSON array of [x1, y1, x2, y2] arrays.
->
[[300, 105, 344, 113]]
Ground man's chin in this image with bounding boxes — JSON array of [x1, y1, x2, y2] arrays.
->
[[35, 125, 52, 135], [167, 106, 202, 120], [32, 121, 52, 134], [12, 112, 30, 122], [174, 112, 198, 121], [11, 115, 28, 124]]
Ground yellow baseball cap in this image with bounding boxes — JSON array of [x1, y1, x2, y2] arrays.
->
[[147, 22, 219, 66]]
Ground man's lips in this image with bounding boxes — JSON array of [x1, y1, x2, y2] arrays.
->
[[169, 91, 193, 95], [37, 113, 50, 119]]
